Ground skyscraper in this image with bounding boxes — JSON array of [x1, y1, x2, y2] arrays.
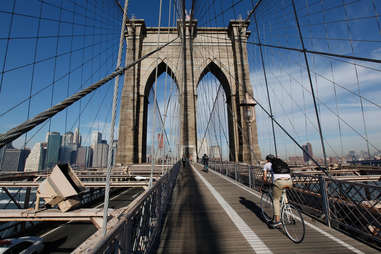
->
[[59, 143, 77, 164], [45, 132, 61, 169], [92, 143, 108, 168], [210, 145, 221, 159], [302, 142, 313, 163], [111, 140, 118, 166], [62, 131, 74, 146], [198, 138, 208, 157], [25, 142, 46, 172], [0, 147, 30, 172], [91, 131, 102, 148], [76, 146, 93, 168], [73, 128, 81, 147]]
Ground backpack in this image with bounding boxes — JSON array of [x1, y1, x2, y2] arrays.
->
[[271, 158, 290, 174]]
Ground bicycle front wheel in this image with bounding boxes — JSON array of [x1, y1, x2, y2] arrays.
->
[[281, 204, 305, 243], [260, 191, 274, 223]]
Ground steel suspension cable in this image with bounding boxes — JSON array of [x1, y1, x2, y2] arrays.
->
[[102, 0, 129, 237], [0, 37, 179, 148]]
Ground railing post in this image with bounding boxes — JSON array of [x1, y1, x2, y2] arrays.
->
[[319, 176, 331, 227], [234, 164, 238, 180]]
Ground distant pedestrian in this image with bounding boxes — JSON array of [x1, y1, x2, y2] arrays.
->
[[182, 155, 186, 168], [202, 154, 209, 172]]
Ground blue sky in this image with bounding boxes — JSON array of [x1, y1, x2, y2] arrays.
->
[[1, 0, 381, 161]]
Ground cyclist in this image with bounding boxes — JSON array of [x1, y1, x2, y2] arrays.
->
[[202, 153, 209, 172], [263, 154, 293, 228]]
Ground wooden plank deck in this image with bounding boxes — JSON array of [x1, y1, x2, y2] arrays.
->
[[155, 164, 378, 254]]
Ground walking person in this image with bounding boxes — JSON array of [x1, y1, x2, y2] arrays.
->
[[202, 153, 209, 172]]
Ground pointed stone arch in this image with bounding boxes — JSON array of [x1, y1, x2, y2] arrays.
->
[[143, 60, 179, 97], [140, 61, 179, 162], [196, 61, 237, 161]]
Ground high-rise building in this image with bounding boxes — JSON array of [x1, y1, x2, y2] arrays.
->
[[111, 140, 118, 166], [92, 143, 108, 168], [59, 143, 77, 164], [62, 131, 74, 146], [210, 145, 221, 159], [0, 148, 30, 172], [76, 146, 93, 168], [198, 138, 208, 157], [45, 132, 61, 169], [25, 142, 46, 172], [73, 128, 81, 147], [91, 131, 102, 148], [302, 142, 313, 163]]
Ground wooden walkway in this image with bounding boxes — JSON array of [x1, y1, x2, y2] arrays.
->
[[155, 164, 378, 254]]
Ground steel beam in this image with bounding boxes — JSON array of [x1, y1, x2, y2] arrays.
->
[[0, 208, 112, 222], [0, 182, 150, 188]]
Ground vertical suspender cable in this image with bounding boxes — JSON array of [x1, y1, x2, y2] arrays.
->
[[291, 0, 327, 167], [182, 0, 187, 160], [102, 0, 129, 238], [254, 15, 278, 157], [150, 0, 163, 187]]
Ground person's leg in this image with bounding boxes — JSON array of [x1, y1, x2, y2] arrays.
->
[[272, 181, 282, 222]]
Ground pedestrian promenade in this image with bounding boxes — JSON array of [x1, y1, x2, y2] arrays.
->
[[156, 163, 378, 254]]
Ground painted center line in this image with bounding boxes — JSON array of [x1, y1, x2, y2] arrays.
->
[[191, 165, 272, 254]]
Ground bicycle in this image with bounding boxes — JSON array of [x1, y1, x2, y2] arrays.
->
[[260, 184, 305, 243]]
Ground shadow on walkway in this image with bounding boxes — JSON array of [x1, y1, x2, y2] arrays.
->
[[239, 196, 269, 225], [155, 165, 222, 253]]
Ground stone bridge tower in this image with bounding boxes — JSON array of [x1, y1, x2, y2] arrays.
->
[[116, 18, 261, 165]]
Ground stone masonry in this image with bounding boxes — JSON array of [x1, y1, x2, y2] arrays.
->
[[116, 18, 261, 165]]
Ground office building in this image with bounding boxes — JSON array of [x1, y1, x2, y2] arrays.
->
[[198, 138, 208, 157], [0, 148, 30, 171], [25, 142, 46, 172], [45, 132, 61, 169], [76, 146, 93, 168], [62, 131, 74, 146], [302, 142, 313, 163], [210, 145, 221, 159], [59, 143, 77, 164], [111, 140, 118, 166], [92, 143, 108, 168], [91, 131, 102, 148], [73, 128, 81, 147]]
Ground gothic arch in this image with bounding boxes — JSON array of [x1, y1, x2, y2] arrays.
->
[[143, 60, 179, 97], [196, 60, 232, 100], [141, 60, 179, 162], [196, 60, 237, 161]]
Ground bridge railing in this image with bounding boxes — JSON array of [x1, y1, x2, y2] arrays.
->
[[208, 161, 380, 250], [74, 162, 180, 254]]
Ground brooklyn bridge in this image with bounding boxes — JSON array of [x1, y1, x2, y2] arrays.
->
[[0, 0, 380, 253]]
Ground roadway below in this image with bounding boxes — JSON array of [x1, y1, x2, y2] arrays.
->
[[25, 187, 143, 254]]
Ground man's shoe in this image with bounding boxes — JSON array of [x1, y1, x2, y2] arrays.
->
[[269, 221, 282, 228]]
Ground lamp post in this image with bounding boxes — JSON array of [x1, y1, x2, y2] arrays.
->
[[240, 93, 256, 188], [240, 93, 256, 166]]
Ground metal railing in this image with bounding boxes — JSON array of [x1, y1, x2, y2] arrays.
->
[[208, 161, 381, 250], [74, 162, 180, 254]]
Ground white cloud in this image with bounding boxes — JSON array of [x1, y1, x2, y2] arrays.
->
[[251, 60, 381, 157]]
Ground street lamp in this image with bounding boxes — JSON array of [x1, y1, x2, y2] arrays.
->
[[240, 92, 256, 166]]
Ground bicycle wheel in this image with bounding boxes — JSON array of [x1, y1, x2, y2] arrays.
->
[[281, 204, 305, 243], [260, 191, 274, 223]]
